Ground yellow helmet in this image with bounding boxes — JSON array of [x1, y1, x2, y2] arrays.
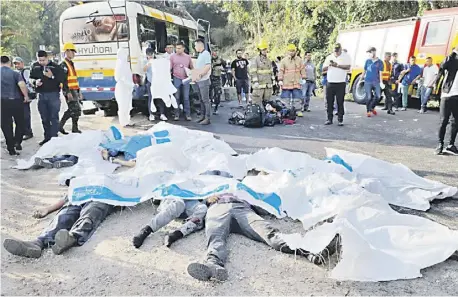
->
[[63, 42, 77, 52], [287, 43, 297, 51], [257, 40, 268, 50]]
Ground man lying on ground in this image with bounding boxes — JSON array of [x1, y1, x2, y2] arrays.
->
[[3, 182, 118, 258], [187, 192, 340, 282]]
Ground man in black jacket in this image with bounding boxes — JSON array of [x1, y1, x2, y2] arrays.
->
[[434, 47, 458, 155], [30, 50, 64, 146]]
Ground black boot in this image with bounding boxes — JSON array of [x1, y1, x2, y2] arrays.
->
[[3, 238, 44, 258], [72, 118, 82, 133], [164, 230, 183, 247], [52, 230, 77, 255], [132, 225, 152, 248], [59, 117, 69, 135]]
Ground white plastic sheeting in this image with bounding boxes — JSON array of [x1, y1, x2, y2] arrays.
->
[[16, 123, 458, 281], [149, 58, 177, 114], [115, 48, 134, 127]]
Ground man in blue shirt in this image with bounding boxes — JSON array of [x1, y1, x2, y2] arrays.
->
[[193, 39, 212, 125], [1, 56, 30, 155], [397, 56, 422, 110], [362, 47, 384, 117]]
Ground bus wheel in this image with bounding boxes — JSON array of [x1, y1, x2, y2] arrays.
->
[[352, 76, 367, 105]]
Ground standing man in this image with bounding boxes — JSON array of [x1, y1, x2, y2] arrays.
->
[[30, 50, 64, 146], [59, 43, 82, 134], [419, 57, 439, 114], [249, 40, 274, 109], [193, 39, 212, 125], [210, 50, 225, 115], [397, 56, 421, 111], [231, 49, 250, 107], [170, 42, 193, 121], [323, 43, 351, 126], [433, 48, 458, 155], [302, 51, 316, 112], [1, 56, 30, 155], [13, 57, 35, 140], [380, 52, 396, 115], [164, 43, 174, 59], [361, 47, 384, 117], [278, 44, 306, 117], [390, 52, 404, 111]]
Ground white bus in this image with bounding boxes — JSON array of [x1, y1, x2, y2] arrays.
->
[[59, 0, 210, 116]]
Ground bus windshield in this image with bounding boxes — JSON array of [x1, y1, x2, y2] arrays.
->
[[62, 15, 129, 44]]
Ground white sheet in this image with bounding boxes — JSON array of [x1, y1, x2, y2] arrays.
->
[[115, 48, 134, 127], [149, 58, 177, 113]]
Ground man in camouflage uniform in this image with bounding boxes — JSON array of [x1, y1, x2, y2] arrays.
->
[[249, 41, 274, 109], [59, 42, 82, 134], [210, 50, 225, 114]]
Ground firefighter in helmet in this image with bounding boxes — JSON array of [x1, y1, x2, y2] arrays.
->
[[249, 40, 274, 108], [59, 42, 82, 134]]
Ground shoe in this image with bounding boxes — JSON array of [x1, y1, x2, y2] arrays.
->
[[445, 145, 458, 156], [306, 108, 311, 112], [23, 134, 33, 141], [401, 107, 407, 111], [149, 115, 155, 121], [324, 120, 332, 125], [394, 107, 399, 111], [301, 107, 305, 112], [338, 121, 344, 126], [15, 144, 22, 151], [7, 148, 19, 156], [34, 157, 53, 169], [187, 262, 228, 281], [213, 110, 219, 115], [381, 107, 388, 111], [164, 230, 184, 247], [185, 116, 192, 121], [199, 119, 211, 125], [38, 139, 50, 146], [297, 111, 303, 117], [367, 112, 371, 117], [52, 230, 77, 255], [132, 225, 152, 248], [3, 239, 43, 258], [372, 110, 377, 116], [59, 128, 69, 135], [387, 110, 395, 115], [435, 144, 444, 155], [72, 129, 82, 133], [196, 118, 205, 123], [174, 115, 179, 121], [160, 114, 168, 121], [53, 160, 74, 169]]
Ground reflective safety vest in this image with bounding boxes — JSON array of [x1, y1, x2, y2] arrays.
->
[[64, 59, 79, 90], [382, 60, 391, 82]]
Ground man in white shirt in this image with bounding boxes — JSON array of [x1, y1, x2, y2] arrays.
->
[[419, 57, 439, 113], [163, 44, 174, 60], [322, 43, 351, 126]]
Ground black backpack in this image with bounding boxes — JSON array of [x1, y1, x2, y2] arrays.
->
[[243, 104, 263, 128]]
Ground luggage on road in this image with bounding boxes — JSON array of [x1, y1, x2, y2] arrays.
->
[[243, 104, 263, 128]]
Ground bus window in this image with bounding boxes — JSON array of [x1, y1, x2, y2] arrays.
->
[[178, 27, 190, 54], [137, 14, 166, 53], [423, 20, 452, 46], [62, 15, 128, 44], [155, 21, 167, 53], [166, 22, 179, 46]]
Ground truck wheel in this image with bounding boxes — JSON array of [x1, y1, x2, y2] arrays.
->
[[352, 76, 367, 105]]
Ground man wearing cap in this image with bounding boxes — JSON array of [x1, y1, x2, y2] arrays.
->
[[59, 42, 82, 134], [362, 47, 384, 117], [249, 40, 274, 109], [278, 44, 306, 117], [13, 57, 36, 140], [323, 43, 351, 126]]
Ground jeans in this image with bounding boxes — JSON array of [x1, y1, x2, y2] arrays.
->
[[149, 198, 207, 236], [205, 202, 290, 267], [420, 85, 433, 108], [438, 95, 458, 146], [173, 77, 191, 117], [302, 81, 315, 108], [1, 99, 24, 150], [24, 101, 33, 136], [401, 84, 409, 108], [382, 82, 394, 111], [37, 202, 115, 246], [326, 83, 346, 122], [196, 79, 211, 119], [44, 155, 79, 165], [281, 88, 303, 111], [364, 81, 381, 112], [38, 92, 61, 140]]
